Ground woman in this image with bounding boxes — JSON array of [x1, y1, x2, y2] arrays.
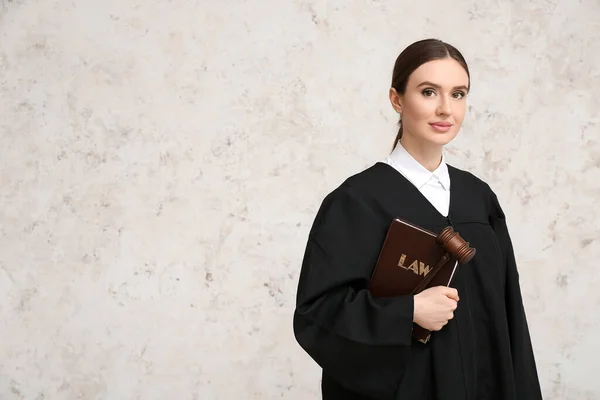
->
[[293, 39, 542, 400]]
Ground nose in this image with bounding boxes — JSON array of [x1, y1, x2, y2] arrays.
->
[[437, 95, 452, 116]]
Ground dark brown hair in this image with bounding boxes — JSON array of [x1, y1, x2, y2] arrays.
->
[[390, 39, 470, 149]]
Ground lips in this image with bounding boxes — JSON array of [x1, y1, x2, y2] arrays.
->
[[429, 122, 453, 133], [429, 122, 453, 128]]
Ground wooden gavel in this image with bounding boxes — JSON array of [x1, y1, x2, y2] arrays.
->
[[411, 226, 476, 294]]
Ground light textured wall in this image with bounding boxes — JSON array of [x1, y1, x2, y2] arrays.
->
[[1, 0, 599, 398]]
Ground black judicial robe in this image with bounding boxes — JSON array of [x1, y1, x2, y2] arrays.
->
[[293, 162, 542, 400]]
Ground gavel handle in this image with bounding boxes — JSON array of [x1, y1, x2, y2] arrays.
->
[[411, 253, 452, 295]]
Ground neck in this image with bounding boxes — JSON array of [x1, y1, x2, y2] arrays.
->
[[398, 135, 443, 172]]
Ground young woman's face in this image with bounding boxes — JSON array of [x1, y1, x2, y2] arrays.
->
[[390, 58, 470, 147]]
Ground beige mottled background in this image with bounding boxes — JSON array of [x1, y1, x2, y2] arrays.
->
[[1, 0, 599, 399]]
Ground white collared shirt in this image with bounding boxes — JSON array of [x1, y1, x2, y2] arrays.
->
[[382, 141, 450, 217]]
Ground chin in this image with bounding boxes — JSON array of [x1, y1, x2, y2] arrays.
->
[[423, 132, 457, 146], [406, 127, 459, 147]]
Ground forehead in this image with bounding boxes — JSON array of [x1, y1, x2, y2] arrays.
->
[[407, 58, 469, 88]]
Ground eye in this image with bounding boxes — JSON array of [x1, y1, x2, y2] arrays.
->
[[453, 91, 467, 99], [422, 88, 436, 97]]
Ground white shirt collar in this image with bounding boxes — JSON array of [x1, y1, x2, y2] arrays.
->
[[387, 141, 450, 190]]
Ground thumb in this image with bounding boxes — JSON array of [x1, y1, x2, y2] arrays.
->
[[441, 287, 459, 301]]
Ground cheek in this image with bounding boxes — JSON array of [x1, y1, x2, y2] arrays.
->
[[404, 97, 436, 120], [453, 102, 467, 123]]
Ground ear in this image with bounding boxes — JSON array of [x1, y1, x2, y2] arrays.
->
[[388, 87, 403, 115]]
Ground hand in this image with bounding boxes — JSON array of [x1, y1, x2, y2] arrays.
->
[[413, 286, 459, 332]]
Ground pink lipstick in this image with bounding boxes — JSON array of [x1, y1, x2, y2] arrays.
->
[[429, 122, 453, 133]]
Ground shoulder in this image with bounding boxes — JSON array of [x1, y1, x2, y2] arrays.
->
[[313, 163, 392, 218], [448, 164, 491, 191], [307, 163, 392, 235], [341, 162, 395, 197], [448, 164, 503, 218], [448, 164, 498, 196]]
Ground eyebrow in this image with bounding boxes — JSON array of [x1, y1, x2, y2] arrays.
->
[[417, 81, 470, 92]]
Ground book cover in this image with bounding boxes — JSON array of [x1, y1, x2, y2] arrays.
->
[[368, 218, 460, 343]]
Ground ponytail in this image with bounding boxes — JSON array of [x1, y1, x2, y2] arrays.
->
[[392, 121, 403, 150]]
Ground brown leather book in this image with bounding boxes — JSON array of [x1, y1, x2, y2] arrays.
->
[[368, 218, 464, 344]]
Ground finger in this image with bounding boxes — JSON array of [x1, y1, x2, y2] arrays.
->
[[443, 287, 459, 301], [443, 298, 457, 310], [442, 288, 458, 301]]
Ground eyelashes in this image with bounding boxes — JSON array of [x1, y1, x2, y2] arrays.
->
[[421, 88, 467, 99]]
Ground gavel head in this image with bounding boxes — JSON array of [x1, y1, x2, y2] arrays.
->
[[436, 226, 476, 264]]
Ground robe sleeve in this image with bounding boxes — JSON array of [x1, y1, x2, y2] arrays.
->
[[489, 191, 543, 399], [293, 184, 414, 398]]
